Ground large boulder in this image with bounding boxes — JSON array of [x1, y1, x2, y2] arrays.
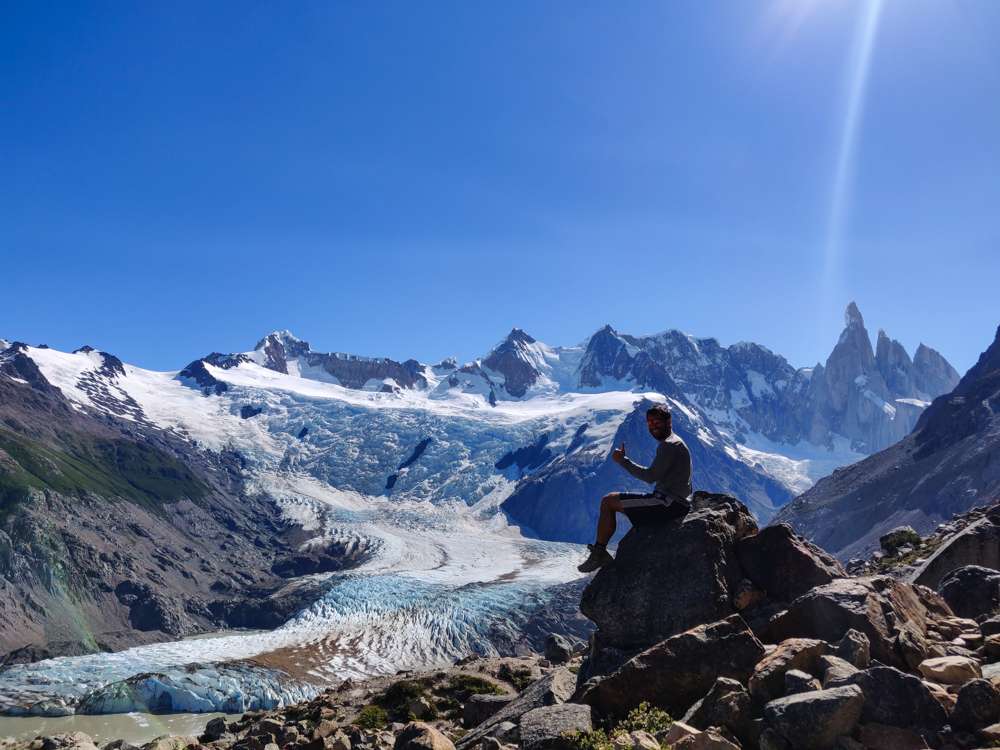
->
[[767, 577, 951, 670], [748, 639, 827, 705], [394, 724, 455, 750], [464, 694, 513, 728], [847, 666, 949, 731], [736, 524, 847, 604], [949, 678, 1000, 731], [519, 704, 594, 750], [576, 615, 765, 717], [681, 678, 753, 744], [912, 515, 1000, 590], [580, 496, 757, 651], [937, 565, 1000, 620], [763, 685, 864, 750], [455, 667, 575, 750]]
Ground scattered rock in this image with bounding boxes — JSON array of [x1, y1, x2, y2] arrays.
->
[[681, 677, 752, 742], [518, 704, 594, 750], [544, 634, 573, 664], [464, 695, 513, 729], [758, 728, 790, 750], [672, 729, 740, 750], [849, 666, 949, 731], [982, 615, 1000, 637], [456, 668, 575, 750], [393, 723, 455, 750], [763, 685, 865, 750], [749, 638, 827, 705], [736, 524, 847, 604], [819, 655, 859, 689], [785, 669, 821, 696], [837, 630, 870, 670], [897, 621, 929, 672], [918, 656, 982, 685], [490, 723, 518, 746], [768, 578, 949, 670], [660, 723, 699, 746], [937, 566, 1000, 620], [949, 678, 1000, 731], [577, 615, 765, 717], [857, 723, 929, 750]]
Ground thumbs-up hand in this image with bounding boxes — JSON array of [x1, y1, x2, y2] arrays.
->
[[612, 441, 626, 465]]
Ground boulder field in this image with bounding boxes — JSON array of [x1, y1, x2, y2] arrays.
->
[[10, 492, 1000, 750]]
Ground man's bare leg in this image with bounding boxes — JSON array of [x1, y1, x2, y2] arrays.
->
[[579, 493, 622, 572], [596, 492, 624, 545]]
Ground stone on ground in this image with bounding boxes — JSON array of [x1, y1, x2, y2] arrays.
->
[[518, 704, 594, 750], [749, 638, 827, 705], [681, 677, 752, 741], [464, 694, 513, 728], [857, 723, 929, 750], [937, 565, 1000, 620], [917, 656, 982, 685], [544, 634, 573, 664], [455, 668, 575, 750], [611, 731, 660, 750], [736, 523, 846, 604], [577, 615, 765, 716], [848, 666, 949, 731], [837, 629, 870, 670], [763, 685, 864, 750], [394, 723, 455, 750], [819, 655, 859, 689], [949, 678, 1000, 731], [784, 669, 821, 696]]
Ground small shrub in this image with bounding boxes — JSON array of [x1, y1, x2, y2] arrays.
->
[[499, 664, 535, 692], [569, 666, 580, 675], [567, 702, 672, 750], [355, 706, 388, 730], [448, 675, 504, 696]]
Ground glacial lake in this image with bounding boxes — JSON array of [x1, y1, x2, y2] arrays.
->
[[0, 711, 242, 745]]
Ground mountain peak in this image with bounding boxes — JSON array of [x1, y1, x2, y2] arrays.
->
[[505, 328, 536, 345], [845, 301, 865, 329]]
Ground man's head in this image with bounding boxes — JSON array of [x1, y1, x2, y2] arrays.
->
[[646, 405, 672, 441]]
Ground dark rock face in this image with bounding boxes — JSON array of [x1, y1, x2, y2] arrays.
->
[[763, 685, 864, 750], [576, 615, 766, 717], [913, 510, 1000, 589], [949, 678, 1000, 731], [937, 565, 1000, 620], [767, 577, 951, 670], [775, 323, 1000, 563], [463, 694, 513, 729], [847, 666, 949, 731], [254, 331, 427, 390], [580, 496, 757, 651], [481, 329, 541, 399], [518, 704, 594, 750], [736, 524, 847, 604], [681, 677, 753, 743]]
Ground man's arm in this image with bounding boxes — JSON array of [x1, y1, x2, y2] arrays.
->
[[620, 441, 677, 484]]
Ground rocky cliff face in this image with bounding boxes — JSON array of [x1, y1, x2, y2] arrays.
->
[[774, 323, 1000, 562], [0, 345, 364, 658]]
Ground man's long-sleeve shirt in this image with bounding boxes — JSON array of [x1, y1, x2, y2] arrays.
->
[[619, 431, 693, 504]]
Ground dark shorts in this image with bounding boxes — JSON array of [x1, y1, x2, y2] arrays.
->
[[618, 492, 690, 528]]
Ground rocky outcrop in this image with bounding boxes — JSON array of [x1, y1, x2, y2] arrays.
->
[[774, 322, 1000, 562], [580, 496, 757, 651], [576, 615, 765, 717], [736, 525, 847, 604]]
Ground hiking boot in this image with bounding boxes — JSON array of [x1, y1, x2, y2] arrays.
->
[[578, 544, 613, 573]]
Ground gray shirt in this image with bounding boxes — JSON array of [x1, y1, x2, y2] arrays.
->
[[619, 431, 693, 505]]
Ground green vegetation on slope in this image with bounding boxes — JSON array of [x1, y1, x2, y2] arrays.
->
[[0, 429, 207, 518]]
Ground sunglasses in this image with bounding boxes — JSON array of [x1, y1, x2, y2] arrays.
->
[[646, 419, 667, 426]]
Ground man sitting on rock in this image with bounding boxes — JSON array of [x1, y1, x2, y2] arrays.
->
[[578, 404, 693, 573]]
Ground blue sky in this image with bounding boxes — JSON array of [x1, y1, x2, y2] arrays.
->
[[2, 1, 999, 375]]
